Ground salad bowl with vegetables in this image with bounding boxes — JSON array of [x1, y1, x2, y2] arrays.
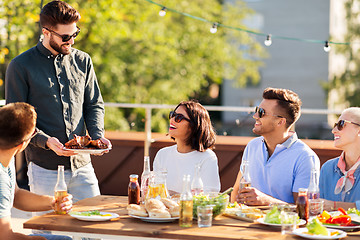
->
[[192, 188, 232, 218]]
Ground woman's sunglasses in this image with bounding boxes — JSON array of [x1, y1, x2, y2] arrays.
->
[[43, 26, 80, 42], [333, 119, 360, 131], [169, 111, 191, 123], [254, 106, 283, 118]]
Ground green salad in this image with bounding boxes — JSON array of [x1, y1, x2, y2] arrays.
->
[[264, 206, 282, 224], [192, 193, 229, 218], [70, 210, 103, 216], [347, 208, 360, 216], [264, 206, 299, 224], [306, 218, 329, 236]]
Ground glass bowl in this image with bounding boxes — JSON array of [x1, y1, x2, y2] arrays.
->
[[192, 192, 229, 218]]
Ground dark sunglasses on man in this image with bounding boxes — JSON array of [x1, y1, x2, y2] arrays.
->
[[333, 119, 360, 131], [23, 128, 40, 142], [169, 111, 191, 123], [43, 26, 80, 42], [254, 106, 283, 119]]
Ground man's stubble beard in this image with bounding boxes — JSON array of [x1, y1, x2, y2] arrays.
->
[[49, 36, 71, 55]]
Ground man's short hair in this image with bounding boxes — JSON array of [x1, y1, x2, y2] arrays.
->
[[0, 102, 37, 149], [40, 0, 80, 28], [263, 87, 302, 128]]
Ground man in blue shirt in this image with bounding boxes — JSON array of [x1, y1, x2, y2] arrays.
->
[[0, 102, 72, 240], [231, 87, 320, 205]]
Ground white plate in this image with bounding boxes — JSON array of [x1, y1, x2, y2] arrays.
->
[[292, 228, 347, 239], [63, 147, 111, 154], [256, 217, 306, 227], [310, 214, 360, 231], [70, 211, 119, 221], [129, 214, 179, 223], [322, 223, 360, 231]]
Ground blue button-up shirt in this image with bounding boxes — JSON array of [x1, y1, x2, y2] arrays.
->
[[5, 42, 104, 170], [320, 156, 360, 209], [241, 132, 320, 203]]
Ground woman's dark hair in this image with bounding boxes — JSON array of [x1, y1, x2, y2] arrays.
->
[[40, 0, 80, 28], [173, 100, 216, 152], [0, 102, 37, 150], [263, 87, 302, 128]]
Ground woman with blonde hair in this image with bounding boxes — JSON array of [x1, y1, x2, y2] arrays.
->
[[153, 100, 221, 194], [320, 107, 360, 210]]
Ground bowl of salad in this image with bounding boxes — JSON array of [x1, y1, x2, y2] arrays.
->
[[192, 190, 231, 218]]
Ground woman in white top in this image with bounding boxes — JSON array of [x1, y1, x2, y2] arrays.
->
[[153, 100, 221, 194]]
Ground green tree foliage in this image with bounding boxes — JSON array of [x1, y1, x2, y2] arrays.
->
[[1, 0, 266, 132], [0, 0, 40, 97], [324, 0, 360, 107]]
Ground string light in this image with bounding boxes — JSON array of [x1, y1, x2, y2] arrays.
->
[[159, 7, 167, 17], [210, 23, 218, 34], [324, 41, 331, 52], [145, 0, 353, 47], [264, 34, 272, 46]]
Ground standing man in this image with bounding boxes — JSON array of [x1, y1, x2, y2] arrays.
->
[[0, 102, 72, 240], [231, 87, 320, 205], [5, 0, 111, 204]]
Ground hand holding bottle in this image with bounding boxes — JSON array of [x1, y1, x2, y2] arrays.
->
[[52, 193, 73, 214], [54, 165, 69, 214]]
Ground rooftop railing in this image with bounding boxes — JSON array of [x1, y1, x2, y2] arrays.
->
[[1, 99, 342, 155], [104, 102, 343, 156]]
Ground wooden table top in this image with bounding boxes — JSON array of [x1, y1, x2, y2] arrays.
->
[[24, 195, 360, 239]]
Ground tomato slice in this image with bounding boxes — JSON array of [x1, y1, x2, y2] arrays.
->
[[330, 215, 351, 225], [338, 207, 347, 215]]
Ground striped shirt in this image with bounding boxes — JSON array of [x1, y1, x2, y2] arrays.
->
[[0, 158, 16, 218]]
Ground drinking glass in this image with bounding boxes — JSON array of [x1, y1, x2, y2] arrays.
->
[[309, 199, 324, 216], [197, 205, 213, 228], [281, 211, 298, 235]]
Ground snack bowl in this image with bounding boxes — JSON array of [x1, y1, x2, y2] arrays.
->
[[193, 192, 229, 218]]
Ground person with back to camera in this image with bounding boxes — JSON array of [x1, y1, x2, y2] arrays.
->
[[320, 107, 360, 211], [153, 100, 221, 195], [0, 102, 72, 240], [231, 87, 320, 205], [5, 0, 111, 208]]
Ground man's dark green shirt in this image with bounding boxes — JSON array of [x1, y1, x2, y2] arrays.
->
[[5, 42, 105, 170]]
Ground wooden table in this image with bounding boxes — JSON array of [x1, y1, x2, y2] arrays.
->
[[24, 195, 360, 240]]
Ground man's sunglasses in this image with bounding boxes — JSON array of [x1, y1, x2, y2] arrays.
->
[[169, 111, 191, 123], [254, 106, 283, 118], [333, 119, 360, 131], [23, 128, 40, 142], [43, 26, 80, 42]]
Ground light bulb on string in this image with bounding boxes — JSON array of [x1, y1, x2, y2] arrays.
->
[[264, 34, 272, 46], [159, 7, 167, 17], [210, 23, 218, 34], [323, 41, 331, 52]]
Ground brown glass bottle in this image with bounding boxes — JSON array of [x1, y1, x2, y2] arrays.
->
[[128, 174, 140, 205], [296, 188, 309, 223]]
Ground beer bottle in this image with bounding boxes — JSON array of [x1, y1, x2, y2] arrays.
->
[[54, 165, 68, 215], [140, 156, 151, 204], [180, 175, 193, 227], [239, 160, 251, 189], [308, 168, 320, 199], [191, 163, 203, 195]]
